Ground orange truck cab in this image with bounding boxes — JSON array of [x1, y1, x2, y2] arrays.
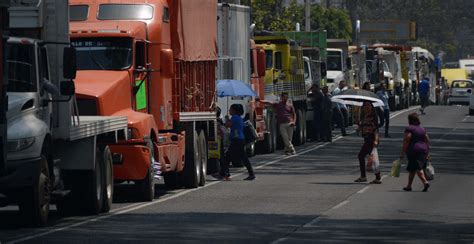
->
[[69, 0, 218, 200]]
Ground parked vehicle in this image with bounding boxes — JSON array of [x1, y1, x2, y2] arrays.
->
[[326, 39, 352, 92], [447, 80, 473, 105], [69, 0, 218, 194], [216, 3, 268, 157], [413, 47, 438, 104], [441, 68, 468, 88], [0, 0, 128, 226], [0, 2, 7, 178], [254, 35, 307, 146]]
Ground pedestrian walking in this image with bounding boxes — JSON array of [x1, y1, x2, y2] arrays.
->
[[258, 92, 297, 155], [332, 81, 348, 136], [309, 84, 323, 141], [418, 77, 430, 115], [400, 113, 430, 192], [376, 82, 391, 137], [355, 101, 381, 184], [321, 86, 333, 142], [218, 104, 255, 181]]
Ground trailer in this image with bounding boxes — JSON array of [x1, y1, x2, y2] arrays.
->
[[216, 3, 268, 156], [0, 0, 128, 226], [69, 0, 218, 194]]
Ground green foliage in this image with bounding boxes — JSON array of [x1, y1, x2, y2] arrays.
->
[[251, 0, 352, 39]]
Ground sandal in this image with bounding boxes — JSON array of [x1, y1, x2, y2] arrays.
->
[[403, 187, 412, 191], [354, 177, 367, 182], [370, 179, 382, 184], [422, 183, 430, 192]]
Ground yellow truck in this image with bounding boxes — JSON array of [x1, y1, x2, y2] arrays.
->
[[441, 68, 468, 88]]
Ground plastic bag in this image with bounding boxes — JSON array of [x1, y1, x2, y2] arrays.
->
[[371, 147, 380, 174], [390, 159, 401, 177], [424, 162, 435, 181]]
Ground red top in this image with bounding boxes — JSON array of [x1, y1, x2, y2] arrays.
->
[[274, 101, 294, 124]]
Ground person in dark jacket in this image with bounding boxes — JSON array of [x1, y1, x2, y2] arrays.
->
[[321, 86, 333, 142], [400, 113, 430, 192], [309, 84, 323, 141]]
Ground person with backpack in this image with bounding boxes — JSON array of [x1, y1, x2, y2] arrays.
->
[[218, 104, 255, 181]]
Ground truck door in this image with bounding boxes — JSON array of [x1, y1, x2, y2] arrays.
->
[[134, 41, 148, 113]]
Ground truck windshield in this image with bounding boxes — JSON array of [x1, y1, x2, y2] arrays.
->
[[7, 43, 37, 92], [71, 38, 133, 70], [265, 50, 273, 69], [327, 51, 342, 71]]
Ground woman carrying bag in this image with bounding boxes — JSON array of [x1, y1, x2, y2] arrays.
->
[[355, 100, 382, 184], [400, 113, 430, 192]]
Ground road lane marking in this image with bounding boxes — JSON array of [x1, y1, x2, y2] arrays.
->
[[390, 106, 420, 119], [462, 115, 469, 122], [332, 200, 349, 210], [9, 107, 416, 243], [357, 186, 370, 194]]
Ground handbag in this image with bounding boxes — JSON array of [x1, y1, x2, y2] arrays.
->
[[390, 159, 401, 177], [424, 161, 435, 181]]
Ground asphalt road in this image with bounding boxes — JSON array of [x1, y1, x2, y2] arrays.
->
[[1, 105, 473, 243]]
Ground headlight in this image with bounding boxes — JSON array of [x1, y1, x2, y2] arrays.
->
[[8, 137, 36, 152]]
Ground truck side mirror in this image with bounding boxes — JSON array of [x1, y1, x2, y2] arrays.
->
[[321, 62, 327, 77], [160, 49, 174, 79], [60, 80, 75, 96], [346, 57, 352, 70], [257, 49, 266, 77], [63, 47, 77, 80], [290, 56, 297, 75]]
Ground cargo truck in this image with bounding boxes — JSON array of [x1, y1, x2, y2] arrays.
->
[[0, 0, 128, 226], [69, 0, 218, 195], [216, 3, 268, 156], [326, 39, 352, 92], [254, 35, 307, 146]]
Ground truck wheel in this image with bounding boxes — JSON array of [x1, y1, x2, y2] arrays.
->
[[84, 148, 105, 214], [19, 154, 51, 227], [137, 164, 155, 201], [470, 109, 474, 115], [246, 141, 255, 157], [198, 131, 207, 186], [101, 146, 114, 212], [182, 130, 200, 188], [302, 110, 307, 143], [293, 109, 304, 146]]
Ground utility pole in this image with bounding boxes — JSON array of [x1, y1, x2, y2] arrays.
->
[[305, 0, 311, 31]]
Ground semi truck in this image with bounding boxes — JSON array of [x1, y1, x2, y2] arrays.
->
[[0, 0, 128, 226], [69, 0, 218, 196], [216, 3, 268, 156], [326, 39, 352, 92], [254, 35, 307, 146]]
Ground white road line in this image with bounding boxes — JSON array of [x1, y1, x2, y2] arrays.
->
[[389, 106, 420, 119], [357, 185, 370, 194], [10, 107, 414, 243], [462, 116, 469, 122], [332, 200, 349, 210]]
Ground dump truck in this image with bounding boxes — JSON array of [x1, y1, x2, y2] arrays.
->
[[254, 35, 307, 146], [216, 3, 268, 156], [69, 0, 218, 195], [0, 0, 128, 226], [274, 31, 328, 141]]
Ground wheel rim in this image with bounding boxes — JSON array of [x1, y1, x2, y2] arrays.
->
[[200, 133, 207, 177], [105, 156, 113, 200], [195, 137, 201, 181]]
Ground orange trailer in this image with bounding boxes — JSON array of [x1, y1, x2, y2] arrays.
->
[[69, 0, 218, 200]]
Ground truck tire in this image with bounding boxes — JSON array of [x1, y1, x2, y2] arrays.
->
[[470, 109, 474, 115], [302, 110, 307, 143], [101, 146, 114, 212], [293, 109, 304, 146], [198, 130, 207, 186], [182, 130, 200, 188], [84, 148, 105, 214], [246, 141, 255, 157], [136, 164, 155, 201], [19, 154, 51, 227]]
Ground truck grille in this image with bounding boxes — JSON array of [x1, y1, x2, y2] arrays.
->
[[77, 98, 98, 115]]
